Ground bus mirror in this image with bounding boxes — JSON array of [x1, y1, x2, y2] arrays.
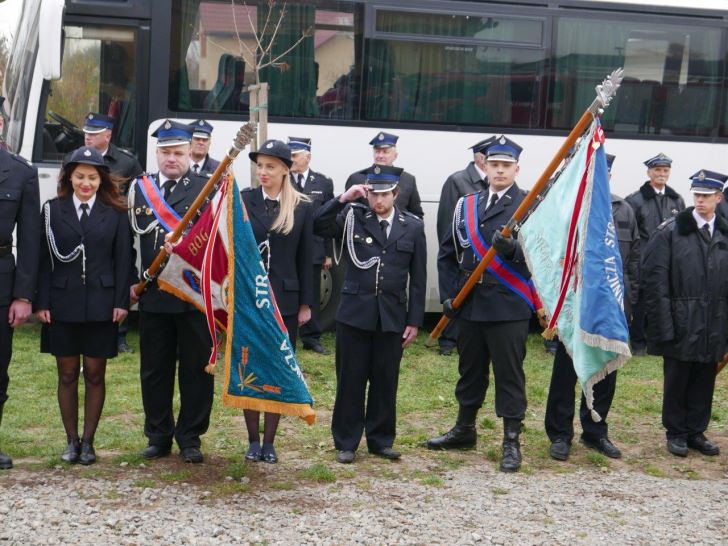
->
[[38, 0, 65, 80]]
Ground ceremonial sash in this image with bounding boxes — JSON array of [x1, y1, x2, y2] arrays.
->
[[136, 175, 182, 232], [462, 193, 542, 312]]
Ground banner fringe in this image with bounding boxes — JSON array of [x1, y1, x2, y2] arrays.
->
[[222, 393, 316, 425]]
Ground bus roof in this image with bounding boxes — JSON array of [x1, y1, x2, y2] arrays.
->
[[574, 0, 728, 13]]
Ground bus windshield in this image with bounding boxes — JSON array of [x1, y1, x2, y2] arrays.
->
[[3, 0, 41, 152]]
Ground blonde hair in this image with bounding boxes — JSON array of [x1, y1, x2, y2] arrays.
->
[[271, 170, 310, 235]]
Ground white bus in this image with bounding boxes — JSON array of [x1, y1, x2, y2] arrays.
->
[[3, 0, 728, 325]]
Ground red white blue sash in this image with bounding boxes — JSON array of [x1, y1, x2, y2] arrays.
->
[[462, 193, 542, 312], [136, 175, 182, 232]]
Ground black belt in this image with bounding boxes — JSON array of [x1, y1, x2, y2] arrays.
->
[[0, 245, 11, 258], [462, 269, 498, 286]]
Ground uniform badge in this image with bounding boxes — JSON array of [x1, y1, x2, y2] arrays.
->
[[199, 120, 205, 126], [671, 208, 678, 215], [164, 120, 172, 129], [499, 136, 506, 145], [183, 178, 189, 186], [266, 141, 274, 149], [88, 114, 94, 120], [699, 171, 706, 181], [146, 207, 153, 215], [374, 166, 381, 175], [378, 133, 384, 141], [365, 236, 373, 244], [135, 207, 141, 215], [83, 149, 91, 157]]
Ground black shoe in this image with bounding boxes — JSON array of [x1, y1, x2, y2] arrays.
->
[[666, 438, 688, 457], [369, 446, 401, 460], [261, 443, 278, 464], [117, 339, 134, 354], [426, 424, 477, 450], [303, 342, 329, 355], [180, 446, 204, 464], [61, 439, 80, 464], [141, 444, 171, 460], [245, 441, 262, 462], [549, 439, 571, 461], [687, 433, 720, 456], [632, 345, 647, 357], [581, 436, 622, 459], [336, 450, 355, 464], [0, 449, 13, 470], [79, 441, 96, 465], [439, 346, 454, 356], [500, 433, 522, 473]]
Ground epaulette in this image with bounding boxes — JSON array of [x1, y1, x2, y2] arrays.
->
[[9, 153, 34, 170], [400, 210, 423, 223], [656, 217, 676, 231], [349, 202, 368, 210], [116, 147, 137, 159]]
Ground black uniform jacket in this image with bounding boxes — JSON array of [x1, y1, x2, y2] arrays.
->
[[130, 170, 209, 314], [345, 167, 424, 219], [292, 169, 334, 264], [642, 208, 728, 363], [716, 188, 728, 220], [314, 199, 426, 333], [625, 182, 685, 242], [437, 162, 487, 244], [0, 150, 40, 306], [611, 194, 640, 317], [37, 196, 131, 322], [241, 186, 314, 316], [438, 184, 534, 323], [198, 154, 221, 177]]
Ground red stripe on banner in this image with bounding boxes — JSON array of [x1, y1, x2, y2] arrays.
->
[[140, 175, 181, 231]]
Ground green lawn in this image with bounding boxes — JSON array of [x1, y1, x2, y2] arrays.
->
[[1, 322, 726, 487]]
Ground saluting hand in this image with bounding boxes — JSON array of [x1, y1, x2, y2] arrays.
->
[[339, 184, 370, 203], [113, 308, 128, 324], [35, 309, 51, 324], [402, 325, 418, 348]]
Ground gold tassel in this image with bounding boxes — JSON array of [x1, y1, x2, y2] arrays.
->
[[542, 327, 557, 341], [204, 362, 216, 375]]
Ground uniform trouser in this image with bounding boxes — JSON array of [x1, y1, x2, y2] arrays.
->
[[282, 313, 298, 350], [331, 322, 403, 452], [139, 310, 214, 449], [662, 357, 716, 441], [299, 264, 322, 346], [544, 341, 617, 443], [456, 319, 529, 420], [438, 318, 459, 351], [0, 306, 11, 408], [118, 317, 129, 338]]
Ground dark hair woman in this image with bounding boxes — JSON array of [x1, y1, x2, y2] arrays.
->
[[240, 139, 313, 463], [35, 146, 132, 465]]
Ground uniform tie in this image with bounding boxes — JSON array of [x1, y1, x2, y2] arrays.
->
[[380, 219, 389, 240], [486, 193, 498, 211], [700, 222, 712, 242], [192, 164, 199, 174], [80, 203, 90, 229], [297, 173, 304, 191], [162, 179, 176, 200], [264, 198, 279, 216]]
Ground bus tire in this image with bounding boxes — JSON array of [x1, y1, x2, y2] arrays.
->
[[319, 260, 345, 332]]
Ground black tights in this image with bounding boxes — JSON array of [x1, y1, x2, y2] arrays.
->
[[56, 356, 107, 443], [243, 410, 280, 445]]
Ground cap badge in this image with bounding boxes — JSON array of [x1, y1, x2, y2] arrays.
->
[[699, 171, 706, 181], [88, 114, 94, 119], [199, 120, 204, 126], [164, 120, 172, 129], [83, 150, 92, 157], [378, 133, 384, 141], [266, 142, 274, 149], [499, 136, 506, 145]]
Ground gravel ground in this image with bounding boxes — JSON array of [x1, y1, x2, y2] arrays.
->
[[2, 461, 727, 545]]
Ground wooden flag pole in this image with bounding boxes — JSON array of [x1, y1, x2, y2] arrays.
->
[[425, 69, 625, 348], [134, 122, 257, 297]]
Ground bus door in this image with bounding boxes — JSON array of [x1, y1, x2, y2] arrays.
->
[[32, 17, 150, 204]]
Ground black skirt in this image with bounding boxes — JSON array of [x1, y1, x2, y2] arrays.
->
[[41, 320, 119, 358]]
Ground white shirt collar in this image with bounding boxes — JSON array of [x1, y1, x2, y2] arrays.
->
[[376, 208, 396, 236], [262, 188, 280, 202], [488, 183, 513, 203], [100, 148, 109, 157], [73, 193, 96, 219], [692, 209, 715, 235], [651, 184, 665, 195]]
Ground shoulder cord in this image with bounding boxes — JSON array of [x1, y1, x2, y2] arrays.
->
[[258, 238, 271, 273], [44, 202, 86, 284], [452, 196, 470, 264], [337, 207, 382, 293], [128, 179, 159, 236]]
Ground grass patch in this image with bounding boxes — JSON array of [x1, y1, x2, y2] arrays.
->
[[225, 461, 249, 480], [585, 452, 610, 468], [161, 469, 193, 483], [133, 478, 158, 489], [298, 463, 337, 483], [492, 487, 509, 495], [419, 474, 443, 487]]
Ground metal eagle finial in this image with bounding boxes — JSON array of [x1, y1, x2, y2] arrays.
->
[[592, 68, 625, 114]]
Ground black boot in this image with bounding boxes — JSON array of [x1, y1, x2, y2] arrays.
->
[[500, 419, 522, 473], [426, 406, 478, 450], [0, 405, 13, 470]]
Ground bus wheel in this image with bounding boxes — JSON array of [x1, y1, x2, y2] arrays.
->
[[319, 261, 344, 332]]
